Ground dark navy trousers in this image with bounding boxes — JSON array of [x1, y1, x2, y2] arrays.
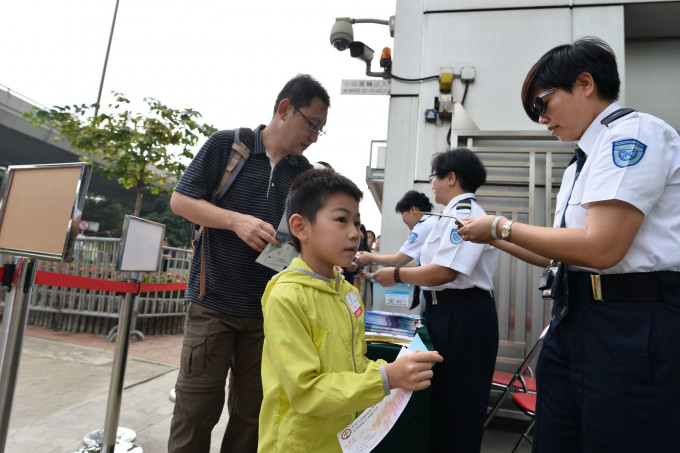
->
[[533, 272, 680, 453], [425, 290, 498, 453]]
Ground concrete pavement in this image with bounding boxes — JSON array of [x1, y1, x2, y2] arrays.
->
[[3, 325, 530, 453], [5, 326, 228, 453]]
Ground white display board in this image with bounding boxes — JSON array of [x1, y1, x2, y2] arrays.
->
[[116, 215, 165, 272]]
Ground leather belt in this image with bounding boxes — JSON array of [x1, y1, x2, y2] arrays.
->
[[425, 287, 492, 305], [570, 271, 674, 301]]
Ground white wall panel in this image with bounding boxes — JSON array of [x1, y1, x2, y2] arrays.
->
[[626, 38, 680, 130]]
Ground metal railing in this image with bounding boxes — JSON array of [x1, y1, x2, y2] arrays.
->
[[0, 237, 192, 336]]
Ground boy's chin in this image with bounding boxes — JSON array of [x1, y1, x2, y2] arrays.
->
[[338, 261, 353, 270]]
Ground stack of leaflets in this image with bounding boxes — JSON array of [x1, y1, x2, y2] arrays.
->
[[364, 310, 423, 345]]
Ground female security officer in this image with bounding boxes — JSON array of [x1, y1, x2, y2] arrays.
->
[[374, 148, 499, 453], [357, 191, 438, 309], [458, 37, 680, 452], [357, 190, 437, 269]]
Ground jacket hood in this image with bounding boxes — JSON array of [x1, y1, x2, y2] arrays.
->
[[262, 257, 347, 310]]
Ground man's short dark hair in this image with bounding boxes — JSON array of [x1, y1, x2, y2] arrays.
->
[[395, 190, 433, 214], [521, 36, 620, 122], [286, 168, 363, 250], [431, 148, 487, 193], [273, 74, 331, 115]]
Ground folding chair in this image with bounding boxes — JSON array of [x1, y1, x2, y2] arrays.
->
[[483, 324, 548, 428], [511, 392, 536, 452]]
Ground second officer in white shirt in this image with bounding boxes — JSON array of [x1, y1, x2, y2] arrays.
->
[[373, 148, 499, 453]]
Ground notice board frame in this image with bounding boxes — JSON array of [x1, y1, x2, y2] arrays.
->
[[0, 162, 91, 262], [116, 215, 166, 272]]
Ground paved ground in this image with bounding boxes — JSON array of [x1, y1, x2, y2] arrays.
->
[[2, 325, 531, 453]]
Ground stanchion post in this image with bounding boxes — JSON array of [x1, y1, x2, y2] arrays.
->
[[101, 272, 140, 453], [0, 258, 37, 453]]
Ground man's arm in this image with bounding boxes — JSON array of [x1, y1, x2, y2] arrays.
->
[[170, 191, 280, 252]]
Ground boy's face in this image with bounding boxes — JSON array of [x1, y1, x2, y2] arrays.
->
[[300, 192, 361, 279]]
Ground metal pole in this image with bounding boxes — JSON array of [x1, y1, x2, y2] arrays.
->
[[101, 272, 139, 453], [0, 258, 37, 453], [94, 0, 120, 118]]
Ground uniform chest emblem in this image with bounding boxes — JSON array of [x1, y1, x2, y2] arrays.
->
[[450, 228, 463, 244], [612, 139, 646, 168], [407, 232, 418, 243]]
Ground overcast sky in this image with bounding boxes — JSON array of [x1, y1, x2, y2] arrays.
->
[[1, 0, 397, 234]]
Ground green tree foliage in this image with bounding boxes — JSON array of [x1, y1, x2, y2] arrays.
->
[[25, 93, 217, 216], [82, 195, 127, 236], [82, 192, 192, 248], [140, 192, 193, 248]]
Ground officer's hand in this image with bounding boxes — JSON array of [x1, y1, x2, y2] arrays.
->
[[384, 351, 443, 391], [232, 213, 281, 252], [458, 215, 503, 243], [355, 251, 373, 266], [372, 267, 396, 286]]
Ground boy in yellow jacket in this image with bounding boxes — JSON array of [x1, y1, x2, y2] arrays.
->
[[258, 168, 442, 452]]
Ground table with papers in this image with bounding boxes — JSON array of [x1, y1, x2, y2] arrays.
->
[[364, 321, 432, 453]]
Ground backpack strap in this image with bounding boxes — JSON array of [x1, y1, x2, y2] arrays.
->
[[196, 127, 254, 300], [211, 128, 253, 202]]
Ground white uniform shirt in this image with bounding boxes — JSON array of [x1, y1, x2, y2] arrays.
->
[[399, 214, 438, 263], [554, 103, 680, 273], [419, 193, 499, 291]]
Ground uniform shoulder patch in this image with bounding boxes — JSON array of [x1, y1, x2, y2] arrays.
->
[[612, 139, 646, 168], [407, 232, 418, 243], [450, 228, 462, 244]]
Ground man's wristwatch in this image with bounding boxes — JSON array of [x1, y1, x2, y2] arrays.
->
[[500, 220, 515, 242]]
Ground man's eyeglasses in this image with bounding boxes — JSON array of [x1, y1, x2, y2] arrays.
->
[[293, 106, 326, 136], [532, 86, 561, 118]]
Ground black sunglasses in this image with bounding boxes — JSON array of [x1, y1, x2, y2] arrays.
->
[[532, 86, 561, 118]]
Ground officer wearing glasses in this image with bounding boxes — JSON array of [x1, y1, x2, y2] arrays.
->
[[459, 37, 680, 452], [169, 74, 330, 453], [374, 149, 499, 453]]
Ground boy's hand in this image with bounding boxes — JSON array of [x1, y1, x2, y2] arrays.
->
[[384, 351, 443, 391]]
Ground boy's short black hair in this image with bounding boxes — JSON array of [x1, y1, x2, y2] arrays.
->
[[286, 168, 363, 250], [273, 74, 331, 115], [521, 36, 620, 122], [395, 190, 433, 214], [431, 148, 487, 193]]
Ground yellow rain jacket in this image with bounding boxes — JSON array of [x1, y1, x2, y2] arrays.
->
[[258, 257, 389, 452]]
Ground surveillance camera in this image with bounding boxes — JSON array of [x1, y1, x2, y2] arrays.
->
[[349, 41, 375, 63], [330, 18, 353, 51]]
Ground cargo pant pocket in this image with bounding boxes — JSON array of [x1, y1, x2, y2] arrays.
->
[[180, 337, 207, 378]]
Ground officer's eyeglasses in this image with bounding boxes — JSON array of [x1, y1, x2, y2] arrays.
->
[[428, 173, 439, 182], [293, 106, 326, 136]]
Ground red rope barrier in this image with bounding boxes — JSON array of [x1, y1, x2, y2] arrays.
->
[[0, 268, 187, 294], [138, 282, 187, 293], [35, 271, 139, 293]]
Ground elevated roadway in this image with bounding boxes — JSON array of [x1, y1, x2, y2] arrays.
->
[[0, 86, 156, 209]]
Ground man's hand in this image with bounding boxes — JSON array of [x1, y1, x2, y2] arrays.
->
[[232, 212, 281, 252], [384, 351, 443, 391]]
